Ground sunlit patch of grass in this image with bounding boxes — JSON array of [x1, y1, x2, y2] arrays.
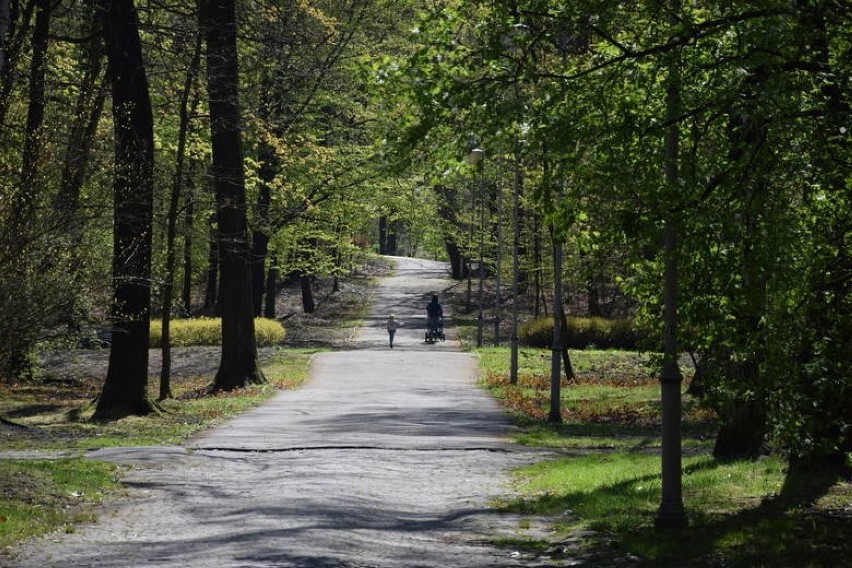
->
[[476, 347, 716, 439], [490, 536, 551, 551], [498, 449, 850, 566], [0, 459, 121, 548]]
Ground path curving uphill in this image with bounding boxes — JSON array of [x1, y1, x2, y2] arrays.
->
[[8, 257, 551, 568]]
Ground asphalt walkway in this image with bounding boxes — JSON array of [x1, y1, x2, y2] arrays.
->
[[7, 257, 547, 568]]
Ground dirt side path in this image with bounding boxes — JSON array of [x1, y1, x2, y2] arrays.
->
[[6, 257, 560, 568]]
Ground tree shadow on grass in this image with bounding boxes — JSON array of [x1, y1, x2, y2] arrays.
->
[[500, 455, 850, 567]]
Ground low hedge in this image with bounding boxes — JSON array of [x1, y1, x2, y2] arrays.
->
[[149, 317, 286, 348], [519, 316, 641, 350]]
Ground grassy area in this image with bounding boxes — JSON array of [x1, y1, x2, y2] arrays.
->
[[0, 347, 321, 552], [472, 346, 851, 567], [0, 459, 121, 550], [0, 347, 321, 450], [477, 347, 715, 449], [0, 259, 389, 552]]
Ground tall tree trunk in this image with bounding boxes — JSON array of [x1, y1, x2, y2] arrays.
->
[[203, 0, 263, 390], [434, 185, 465, 279], [0, 0, 36, 129], [93, 0, 155, 420], [203, 212, 218, 311], [160, 24, 203, 401], [559, 301, 575, 381], [263, 265, 277, 318], [250, 160, 272, 316], [181, 169, 196, 315], [53, 0, 106, 334], [300, 274, 315, 313], [386, 220, 399, 256], [0, 0, 11, 77], [378, 215, 388, 254], [16, 0, 49, 234], [55, 0, 105, 217]]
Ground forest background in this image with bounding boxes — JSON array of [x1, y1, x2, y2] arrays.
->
[[0, 0, 849, 519]]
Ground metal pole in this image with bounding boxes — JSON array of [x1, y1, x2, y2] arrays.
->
[[548, 153, 564, 423], [494, 178, 502, 346], [548, 236, 563, 423], [509, 151, 521, 384], [655, 0, 687, 530], [476, 160, 485, 348]]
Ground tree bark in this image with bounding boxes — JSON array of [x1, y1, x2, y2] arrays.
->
[[181, 168, 196, 315], [250, 164, 272, 316], [300, 274, 315, 313], [378, 216, 388, 255], [93, 0, 155, 420], [0, 0, 36, 129], [55, 0, 105, 218], [160, 23, 203, 401], [203, 0, 263, 390], [16, 0, 49, 235], [263, 265, 277, 318], [204, 212, 218, 312], [0, 0, 10, 77], [433, 185, 465, 279]]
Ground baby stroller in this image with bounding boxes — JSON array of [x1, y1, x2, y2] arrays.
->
[[425, 316, 445, 343]]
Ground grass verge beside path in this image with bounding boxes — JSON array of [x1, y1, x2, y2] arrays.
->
[[0, 255, 390, 553], [473, 346, 851, 567], [0, 459, 120, 550], [0, 347, 320, 553]]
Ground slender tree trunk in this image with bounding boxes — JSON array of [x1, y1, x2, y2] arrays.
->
[[509, 150, 522, 384], [250, 177, 271, 316], [386, 220, 399, 256], [0, 0, 10, 76], [55, 0, 105, 217], [263, 265, 277, 318], [160, 25, 203, 401], [300, 274, 315, 313], [16, 0, 49, 234], [533, 213, 542, 317], [4, 0, 49, 377], [378, 216, 387, 254], [204, 0, 263, 389], [0, 0, 36, 129], [93, 0, 155, 420], [548, 234, 563, 424], [559, 302, 575, 380], [204, 213, 218, 312], [434, 184, 465, 279], [181, 169, 196, 315]]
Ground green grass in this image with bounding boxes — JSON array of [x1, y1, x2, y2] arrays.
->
[[0, 347, 323, 550], [472, 345, 851, 567], [0, 347, 321, 450], [500, 452, 851, 566], [0, 459, 121, 549], [475, 346, 715, 446]]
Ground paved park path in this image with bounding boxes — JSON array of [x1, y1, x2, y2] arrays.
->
[[7, 257, 553, 568]]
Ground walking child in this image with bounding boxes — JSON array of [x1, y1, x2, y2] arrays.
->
[[386, 314, 401, 348]]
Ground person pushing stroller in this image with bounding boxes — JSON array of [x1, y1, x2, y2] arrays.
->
[[425, 294, 444, 343]]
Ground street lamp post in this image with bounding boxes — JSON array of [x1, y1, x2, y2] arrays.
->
[[494, 180, 502, 346], [467, 147, 486, 348]]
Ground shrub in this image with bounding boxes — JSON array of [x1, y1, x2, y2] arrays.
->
[[519, 316, 640, 350], [149, 318, 285, 348]]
